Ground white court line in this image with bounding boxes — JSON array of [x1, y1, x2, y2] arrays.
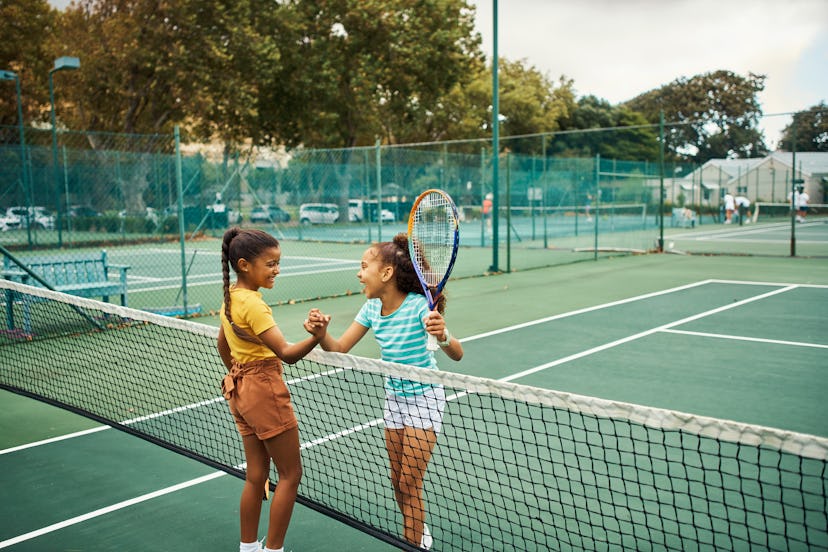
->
[[698, 238, 826, 244], [495, 285, 798, 384], [0, 473, 226, 548], [0, 280, 802, 547], [129, 265, 361, 294], [709, 279, 828, 289], [670, 221, 795, 240], [661, 328, 828, 349], [462, 279, 714, 342], [0, 426, 109, 456]]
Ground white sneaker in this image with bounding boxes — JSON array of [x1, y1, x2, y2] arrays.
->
[[420, 524, 433, 550]]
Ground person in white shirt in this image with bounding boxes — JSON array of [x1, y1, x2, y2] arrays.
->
[[734, 196, 751, 224], [723, 193, 735, 224], [797, 186, 810, 222]]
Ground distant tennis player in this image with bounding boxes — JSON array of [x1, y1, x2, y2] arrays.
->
[[482, 192, 493, 234], [723, 192, 736, 224], [734, 195, 751, 224], [217, 228, 329, 552], [311, 233, 463, 550]]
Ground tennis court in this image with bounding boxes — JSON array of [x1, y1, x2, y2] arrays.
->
[[1, 253, 827, 551]]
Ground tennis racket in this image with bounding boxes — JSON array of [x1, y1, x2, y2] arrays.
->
[[408, 189, 460, 351]]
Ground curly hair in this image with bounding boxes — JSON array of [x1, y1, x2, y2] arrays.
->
[[372, 233, 446, 314]]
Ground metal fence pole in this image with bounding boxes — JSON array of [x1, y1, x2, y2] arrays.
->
[[175, 125, 189, 313]]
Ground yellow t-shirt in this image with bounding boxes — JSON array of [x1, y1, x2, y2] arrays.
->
[[220, 287, 278, 363]]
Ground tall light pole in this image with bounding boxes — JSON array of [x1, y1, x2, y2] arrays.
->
[[0, 69, 31, 244], [49, 56, 80, 247]]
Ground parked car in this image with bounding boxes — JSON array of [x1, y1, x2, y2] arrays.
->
[[0, 212, 21, 231], [250, 205, 291, 224], [348, 199, 395, 223], [4, 206, 55, 230], [67, 205, 101, 218], [299, 203, 340, 224]]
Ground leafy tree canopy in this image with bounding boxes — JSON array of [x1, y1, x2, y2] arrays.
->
[[260, 0, 483, 149], [778, 102, 828, 152], [624, 70, 768, 163], [549, 95, 659, 161], [0, 0, 56, 125]]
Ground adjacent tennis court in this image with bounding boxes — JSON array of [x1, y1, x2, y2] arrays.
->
[[1, 253, 826, 551]]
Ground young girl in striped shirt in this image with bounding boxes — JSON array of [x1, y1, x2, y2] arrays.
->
[[313, 233, 463, 550]]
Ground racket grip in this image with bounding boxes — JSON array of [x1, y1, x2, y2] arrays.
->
[[426, 333, 439, 351]]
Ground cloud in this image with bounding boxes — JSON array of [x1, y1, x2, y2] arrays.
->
[[470, 0, 828, 146]]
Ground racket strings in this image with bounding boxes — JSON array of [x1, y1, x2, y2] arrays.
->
[[412, 198, 456, 285]]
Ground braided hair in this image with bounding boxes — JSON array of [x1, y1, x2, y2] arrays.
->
[[221, 227, 280, 343], [373, 233, 446, 314]]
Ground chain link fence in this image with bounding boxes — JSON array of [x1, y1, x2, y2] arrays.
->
[[3, 120, 821, 315]]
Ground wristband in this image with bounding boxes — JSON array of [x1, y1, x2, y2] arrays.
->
[[438, 328, 451, 347]]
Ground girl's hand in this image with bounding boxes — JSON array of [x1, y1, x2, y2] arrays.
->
[[424, 310, 446, 338], [305, 308, 331, 337]]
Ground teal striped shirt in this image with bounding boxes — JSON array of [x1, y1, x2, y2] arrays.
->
[[355, 292, 437, 396]]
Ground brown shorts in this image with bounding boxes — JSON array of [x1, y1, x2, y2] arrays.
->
[[222, 358, 298, 440]]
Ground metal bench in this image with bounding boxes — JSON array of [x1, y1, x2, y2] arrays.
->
[[2, 250, 130, 306]]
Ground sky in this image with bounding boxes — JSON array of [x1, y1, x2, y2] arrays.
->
[[469, 0, 828, 149]]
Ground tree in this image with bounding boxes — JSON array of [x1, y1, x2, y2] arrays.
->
[[259, 0, 483, 149], [431, 59, 576, 154], [624, 70, 768, 163], [549, 95, 659, 161], [0, 0, 56, 125], [778, 102, 828, 152], [51, 0, 282, 148]]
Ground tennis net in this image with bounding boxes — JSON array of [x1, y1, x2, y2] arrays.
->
[[753, 202, 828, 223], [2, 279, 827, 551]]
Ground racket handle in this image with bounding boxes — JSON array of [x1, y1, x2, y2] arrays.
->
[[426, 333, 439, 351]]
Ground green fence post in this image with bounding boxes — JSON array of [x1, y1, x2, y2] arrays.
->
[[506, 152, 511, 272], [658, 111, 665, 252], [480, 147, 486, 247], [542, 135, 548, 249], [375, 138, 382, 243], [594, 154, 600, 260], [490, 0, 500, 273], [790, 122, 797, 257], [175, 125, 189, 314]]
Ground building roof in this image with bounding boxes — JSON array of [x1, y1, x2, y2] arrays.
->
[[767, 152, 828, 176]]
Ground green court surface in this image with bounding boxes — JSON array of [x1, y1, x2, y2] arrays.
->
[[1, 253, 827, 551]]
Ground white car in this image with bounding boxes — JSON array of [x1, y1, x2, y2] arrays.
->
[[348, 199, 395, 223], [380, 209, 396, 223], [299, 203, 340, 224], [0, 213, 21, 231], [4, 206, 55, 230]]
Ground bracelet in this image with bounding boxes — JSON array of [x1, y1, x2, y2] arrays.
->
[[438, 328, 451, 347]]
